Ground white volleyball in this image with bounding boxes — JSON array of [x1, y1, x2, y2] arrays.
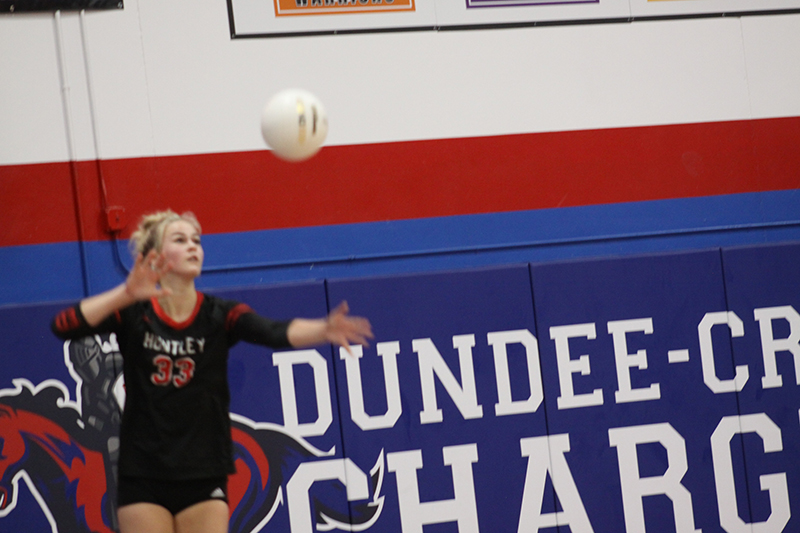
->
[[260, 89, 328, 162]]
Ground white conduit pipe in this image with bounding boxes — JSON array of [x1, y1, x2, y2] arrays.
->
[[79, 10, 104, 165], [55, 9, 93, 296], [80, 9, 131, 277]]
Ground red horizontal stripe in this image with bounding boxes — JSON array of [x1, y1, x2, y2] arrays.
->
[[0, 161, 78, 245], [1, 117, 799, 247]]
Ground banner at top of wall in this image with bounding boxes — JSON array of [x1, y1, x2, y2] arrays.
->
[[0, 0, 121, 12], [228, 0, 800, 37]]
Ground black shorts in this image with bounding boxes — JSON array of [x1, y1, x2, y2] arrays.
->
[[117, 475, 229, 516]]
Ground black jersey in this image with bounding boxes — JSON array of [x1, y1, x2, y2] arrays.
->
[[52, 293, 292, 480]]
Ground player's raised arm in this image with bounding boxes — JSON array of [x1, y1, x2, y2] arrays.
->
[[82, 250, 172, 326]]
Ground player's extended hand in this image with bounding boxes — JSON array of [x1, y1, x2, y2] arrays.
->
[[125, 250, 172, 301], [325, 301, 374, 356]]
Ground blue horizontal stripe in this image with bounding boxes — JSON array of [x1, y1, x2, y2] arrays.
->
[[2, 190, 798, 307]]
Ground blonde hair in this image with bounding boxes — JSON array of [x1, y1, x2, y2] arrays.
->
[[129, 210, 202, 258]]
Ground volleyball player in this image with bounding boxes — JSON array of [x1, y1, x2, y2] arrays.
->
[[52, 210, 373, 533]]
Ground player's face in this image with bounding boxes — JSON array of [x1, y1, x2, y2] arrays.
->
[[161, 220, 204, 277]]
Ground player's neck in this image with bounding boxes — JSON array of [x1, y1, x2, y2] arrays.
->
[[157, 277, 198, 323]]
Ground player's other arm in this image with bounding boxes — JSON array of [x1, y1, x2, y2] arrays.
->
[[287, 301, 373, 355], [232, 301, 373, 355]]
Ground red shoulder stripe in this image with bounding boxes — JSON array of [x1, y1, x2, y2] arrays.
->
[[54, 307, 81, 332], [226, 303, 255, 332]]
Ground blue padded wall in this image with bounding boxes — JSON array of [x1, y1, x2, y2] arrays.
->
[[1, 242, 798, 533]]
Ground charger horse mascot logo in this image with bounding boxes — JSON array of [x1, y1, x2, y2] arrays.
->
[[0, 335, 384, 533], [0, 379, 115, 533]]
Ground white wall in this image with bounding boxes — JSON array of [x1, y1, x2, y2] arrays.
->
[[1, 0, 799, 166]]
